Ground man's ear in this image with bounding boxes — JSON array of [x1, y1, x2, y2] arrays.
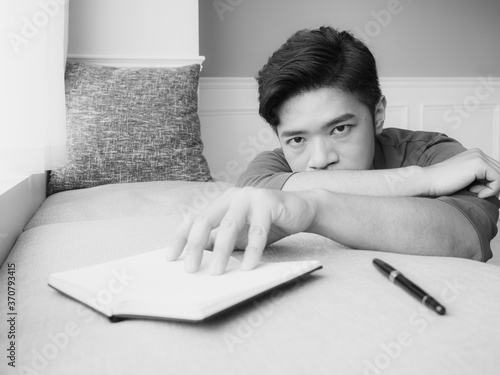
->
[[374, 96, 387, 135]]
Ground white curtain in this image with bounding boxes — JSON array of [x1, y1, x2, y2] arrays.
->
[[0, 0, 68, 178]]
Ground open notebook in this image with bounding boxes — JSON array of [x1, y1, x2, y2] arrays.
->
[[48, 249, 322, 322]]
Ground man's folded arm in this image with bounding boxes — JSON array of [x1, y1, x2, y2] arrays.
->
[[237, 147, 500, 199], [282, 167, 424, 196], [307, 190, 499, 261], [235, 149, 423, 195], [236, 148, 435, 197]]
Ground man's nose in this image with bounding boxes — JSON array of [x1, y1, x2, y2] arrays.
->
[[307, 138, 339, 170]]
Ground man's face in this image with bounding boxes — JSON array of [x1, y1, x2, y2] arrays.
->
[[277, 87, 383, 172]]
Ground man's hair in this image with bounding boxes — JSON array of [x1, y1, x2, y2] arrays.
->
[[257, 26, 382, 130]]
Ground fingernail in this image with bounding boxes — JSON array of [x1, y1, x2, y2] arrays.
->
[[241, 262, 253, 271], [185, 254, 197, 273], [164, 246, 176, 261], [209, 261, 224, 275], [241, 256, 255, 271]]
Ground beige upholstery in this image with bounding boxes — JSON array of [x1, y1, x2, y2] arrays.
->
[[1, 181, 500, 375]]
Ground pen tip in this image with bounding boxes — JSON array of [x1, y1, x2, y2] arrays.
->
[[436, 305, 446, 315]]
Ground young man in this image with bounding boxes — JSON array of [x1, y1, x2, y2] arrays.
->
[[166, 27, 500, 275]]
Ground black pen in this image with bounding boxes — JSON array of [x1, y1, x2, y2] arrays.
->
[[372, 258, 446, 315]]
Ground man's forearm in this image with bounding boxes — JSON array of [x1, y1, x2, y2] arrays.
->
[[283, 167, 426, 196], [306, 189, 481, 260], [282, 149, 500, 200]]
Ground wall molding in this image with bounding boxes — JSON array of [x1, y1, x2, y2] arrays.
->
[[381, 76, 500, 88], [199, 108, 259, 117], [67, 54, 206, 67], [199, 76, 500, 115], [200, 76, 500, 89], [200, 77, 257, 90]]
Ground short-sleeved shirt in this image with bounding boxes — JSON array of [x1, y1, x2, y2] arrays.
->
[[236, 127, 500, 261]]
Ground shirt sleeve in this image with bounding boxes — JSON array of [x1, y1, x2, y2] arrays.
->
[[413, 134, 499, 261], [437, 190, 500, 262], [235, 148, 294, 190], [415, 136, 466, 166]]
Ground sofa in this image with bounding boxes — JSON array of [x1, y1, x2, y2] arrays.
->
[[1, 58, 500, 375]]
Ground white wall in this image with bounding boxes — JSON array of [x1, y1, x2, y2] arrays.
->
[[200, 0, 500, 77], [0, 174, 46, 266], [68, 0, 199, 57]]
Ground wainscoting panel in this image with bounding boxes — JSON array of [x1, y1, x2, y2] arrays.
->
[[420, 103, 500, 159], [199, 77, 500, 181]]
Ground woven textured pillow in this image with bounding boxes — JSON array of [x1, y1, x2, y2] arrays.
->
[[47, 62, 211, 195]]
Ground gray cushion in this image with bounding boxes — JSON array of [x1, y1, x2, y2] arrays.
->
[[47, 62, 211, 195]]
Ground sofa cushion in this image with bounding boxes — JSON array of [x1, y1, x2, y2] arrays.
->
[[47, 62, 211, 195]]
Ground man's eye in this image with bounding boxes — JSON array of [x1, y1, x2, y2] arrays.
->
[[288, 137, 305, 145], [332, 125, 350, 134]]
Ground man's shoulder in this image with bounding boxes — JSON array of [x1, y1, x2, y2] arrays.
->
[[375, 127, 466, 168], [377, 127, 448, 148], [251, 148, 287, 166], [235, 147, 293, 189]]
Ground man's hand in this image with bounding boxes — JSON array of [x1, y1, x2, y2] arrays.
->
[[165, 187, 319, 275], [423, 148, 500, 198]]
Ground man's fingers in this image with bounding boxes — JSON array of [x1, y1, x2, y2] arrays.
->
[[168, 187, 284, 274], [241, 205, 272, 270], [484, 164, 500, 186], [241, 229, 268, 271], [206, 229, 217, 250], [467, 150, 500, 198], [469, 181, 500, 198], [469, 184, 484, 194], [486, 179, 500, 196], [210, 200, 249, 275], [167, 188, 236, 267], [474, 150, 500, 181], [165, 218, 194, 261], [184, 216, 215, 272]]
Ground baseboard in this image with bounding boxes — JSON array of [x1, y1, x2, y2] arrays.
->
[[67, 54, 206, 67]]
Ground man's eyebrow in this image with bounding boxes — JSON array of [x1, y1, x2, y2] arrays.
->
[[279, 113, 356, 138]]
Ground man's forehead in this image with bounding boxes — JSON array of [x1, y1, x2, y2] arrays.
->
[[278, 88, 366, 120], [277, 90, 365, 136]]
